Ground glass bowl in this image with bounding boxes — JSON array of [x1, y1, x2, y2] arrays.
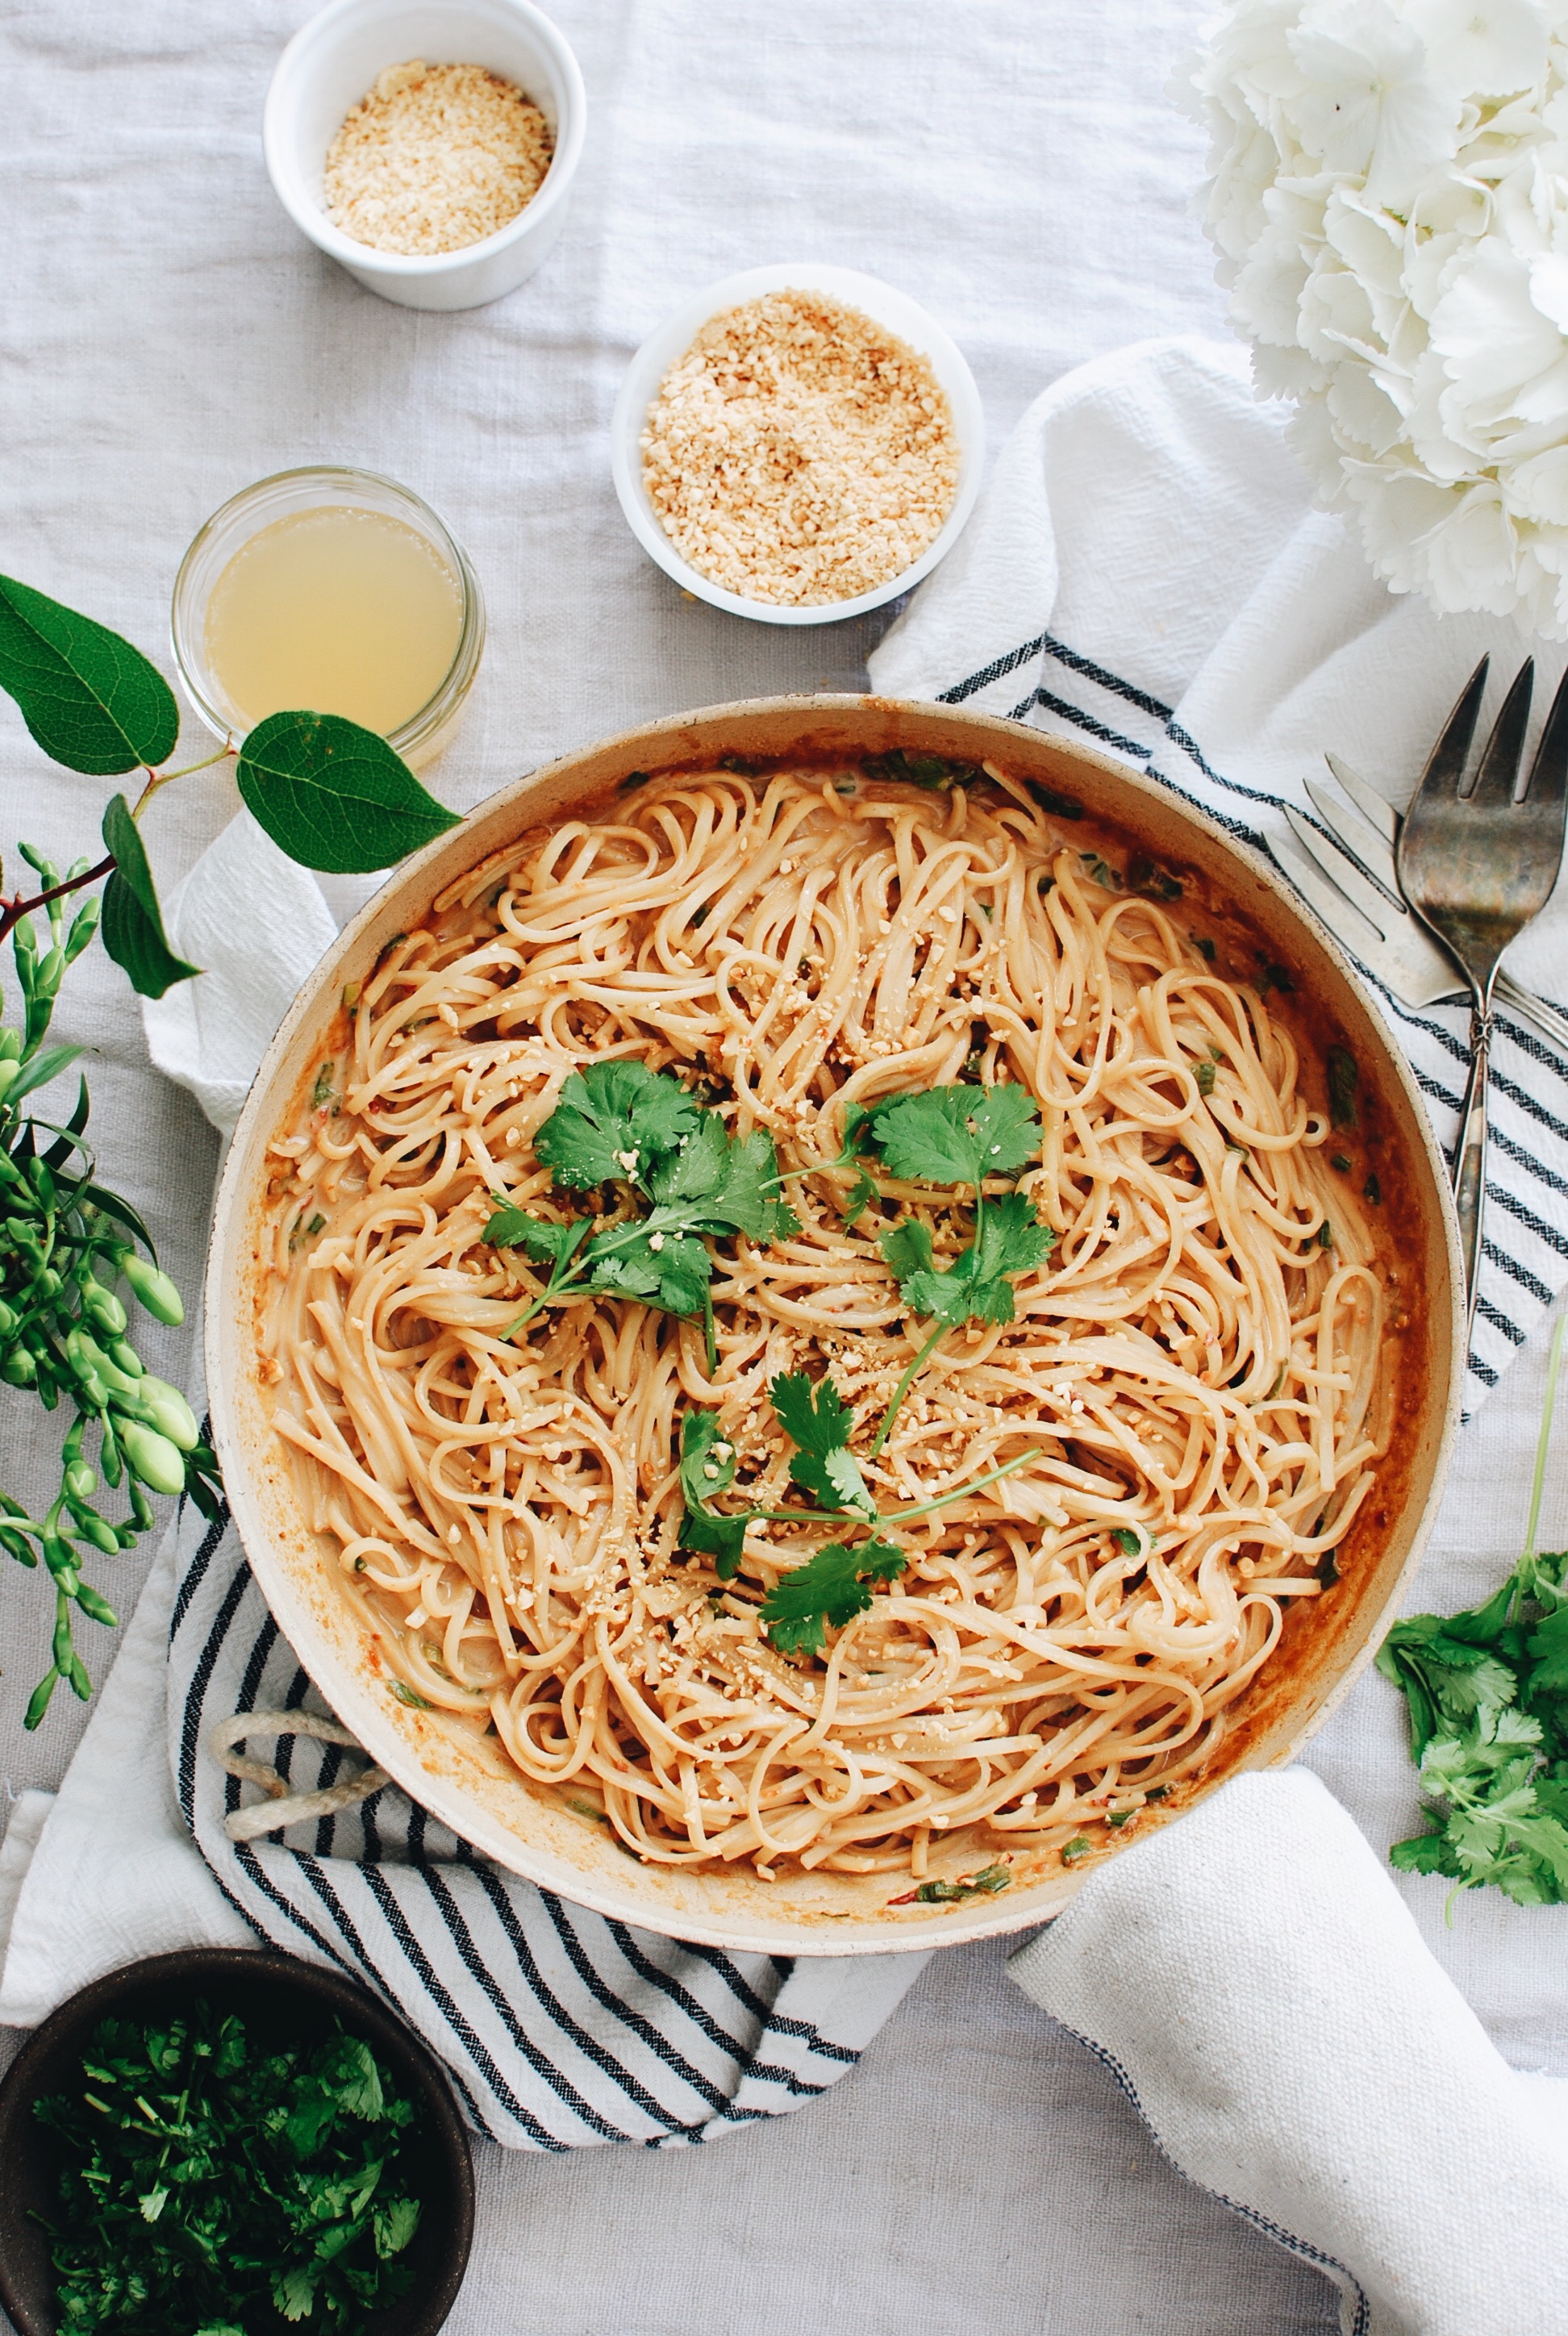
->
[[171, 465, 486, 768]]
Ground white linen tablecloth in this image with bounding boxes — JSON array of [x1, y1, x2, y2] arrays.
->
[[10, 2, 1566, 2331]]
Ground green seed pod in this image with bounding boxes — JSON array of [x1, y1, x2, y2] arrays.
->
[[1, 1346, 37, 1388], [75, 1583, 118, 1626], [64, 1457, 96, 1501], [35, 945, 64, 995], [27, 1158, 55, 1209], [81, 1279, 127, 1336], [127, 1375, 198, 1452], [0, 1028, 20, 1062], [0, 1061, 17, 1105], [65, 898, 99, 963], [24, 1668, 59, 1731], [12, 916, 35, 959], [0, 1299, 16, 1340], [34, 1268, 62, 1301], [123, 1253, 184, 1326], [68, 1328, 139, 1397], [71, 1512, 119, 1558], [118, 1418, 186, 1496], [107, 1338, 144, 1379]]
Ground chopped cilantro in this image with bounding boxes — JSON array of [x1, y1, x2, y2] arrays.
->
[[1195, 1059, 1216, 1097], [1080, 852, 1121, 891], [1317, 1220, 1333, 1248], [1327, 1045, 1358, 1130], [1364, 1173, 1382, 1205], [1126, 853, 1183, 900], [617, 768, 652, 792], [1107, 1810, 1134, 1827], [861, 749, 982, 790], [1028, 782, 1085, 820], [35, 2005, 426, 2335], [1060, 1836, 1094, 1864], [759, 1537, 908, 1658], [1257, 960, 1295, 997], [1331, 1153, 1352, 1173], [905, 1862, 1011, 1904], [1192, 935, 1216, 962], [389, 1680, 434, 1708], [1113, 1527, 1141, 1556], [311, 1064, 336, 1110]]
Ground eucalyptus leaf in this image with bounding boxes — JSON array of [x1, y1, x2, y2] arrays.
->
[[0, 575, 179, 775], [236, 711, 461, 874], [99, 795, 201, 1000]]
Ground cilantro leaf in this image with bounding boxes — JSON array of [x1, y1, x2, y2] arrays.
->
[[769, 1370, 877, 1517], [882, 1191, 1056, 1329], [871, 1083, 1042, 1188], [585, 1226, 711, 1316], [690, 1127, 800, 1244], [535, 1059, 699, 1191], [760, 1536, 907, 1657], [677, 1408, 751, 1579], [840, 1165, 880, 1228]]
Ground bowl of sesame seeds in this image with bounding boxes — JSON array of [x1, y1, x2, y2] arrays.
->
[[611, 264, 986, 624], [264, 0, 586, 311]]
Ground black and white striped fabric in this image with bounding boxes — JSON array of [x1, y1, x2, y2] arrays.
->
[[867, 335, 1568, 1415], [166, 1487, 923, 2149]]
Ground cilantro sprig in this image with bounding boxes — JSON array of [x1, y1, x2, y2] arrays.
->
[[676, 1363, 1041, 1656], [483, 1060, 799, 1346], [855, 1085, 1056, 1450], [1378, 1311, 1568, 1908], [35, 2003, 427, 2334]]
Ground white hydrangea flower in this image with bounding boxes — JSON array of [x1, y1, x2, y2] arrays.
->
[[1186, 0, 1568, 636]]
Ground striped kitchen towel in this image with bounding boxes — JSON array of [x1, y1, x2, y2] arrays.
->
[[165, 1483, 924, 2148], [870, 333, 1568, 1412]]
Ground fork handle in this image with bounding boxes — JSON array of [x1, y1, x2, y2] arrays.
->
[[1453, 1005, 1491, 1354]]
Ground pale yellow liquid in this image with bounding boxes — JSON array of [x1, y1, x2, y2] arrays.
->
[[203, 506, 463, 735]]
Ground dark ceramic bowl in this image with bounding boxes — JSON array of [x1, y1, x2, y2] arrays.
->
[[0, 1946, 474, 2336]]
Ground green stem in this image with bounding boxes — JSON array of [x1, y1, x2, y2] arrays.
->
[[1523, 1308, 1568, 1565], [869, 1320, 949, 1457], [130, 744, 232, 820], [743, 1446, 1042, 1531]]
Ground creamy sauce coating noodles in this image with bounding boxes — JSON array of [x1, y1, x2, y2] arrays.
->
[[260, 762, 1394, 1881]]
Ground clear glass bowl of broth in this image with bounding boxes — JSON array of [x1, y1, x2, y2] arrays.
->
[[171, 467, 485, 767]]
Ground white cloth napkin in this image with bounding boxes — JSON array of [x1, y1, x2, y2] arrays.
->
[[1010, 1771, 1568, 2336], [866, 333, 1568, 2336]]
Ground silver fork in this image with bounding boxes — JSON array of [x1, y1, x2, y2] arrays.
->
[[1272, 690, 1568, 1056], [1396, 657, 1568, 1338]]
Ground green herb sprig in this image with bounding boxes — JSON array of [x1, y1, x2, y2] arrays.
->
[[0, 572, 461, 1720], [482, 1058, 799, 1354], [1378, 1311, 1568, 1908], [35, 2003, 427, 2334]]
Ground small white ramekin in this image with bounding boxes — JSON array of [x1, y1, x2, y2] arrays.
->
[[263, 0, 586, 312], [611, 262, 986, 628]]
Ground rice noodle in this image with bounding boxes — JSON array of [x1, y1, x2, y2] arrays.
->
[[258, 762, 1391, 1881]]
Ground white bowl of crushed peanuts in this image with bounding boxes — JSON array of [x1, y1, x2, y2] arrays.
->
[[611, 263, 986, 625], [264, 0, 586, 311]]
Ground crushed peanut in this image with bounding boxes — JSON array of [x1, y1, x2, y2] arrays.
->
[[640, 290, 960, 606], [323, 60, 555, 257]]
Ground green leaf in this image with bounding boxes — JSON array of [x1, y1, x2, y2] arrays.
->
[[678, 1409, 751, 1579], [5, 1040, 84, 1105], [584, 1225, 712, 1316], [872, 1084, 1042, 1189], [236, 711, 461, 874], [98, 795, 201, 999], [760, 1536, 907, 1657], [535, 1059, 699, 1191], [769, 1370, 877, 1517], [373, 2196, 420, 2257], [0, 574, 179, 774], [1524, 1605, 1568, 1698], [883, 1191, 1055, 1329], [840, 1165, 879, 1228]]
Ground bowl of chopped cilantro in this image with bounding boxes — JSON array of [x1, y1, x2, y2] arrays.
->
[[0, 1946, 473, 2336]]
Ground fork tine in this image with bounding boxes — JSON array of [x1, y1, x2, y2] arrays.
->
[[1418, 654, 1490, 799], [1524, 662, 1568, 816], [1469, 658, 1534, 807], [1324, 753, 1399, 845]]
